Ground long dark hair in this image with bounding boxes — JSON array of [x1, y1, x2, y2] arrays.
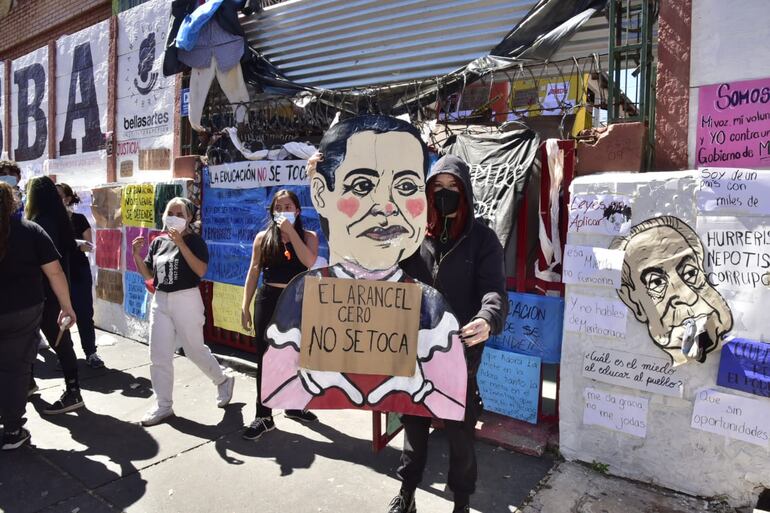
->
[[260, 190, 305, 267], [0, 182, 16, 262], [426, 179, 469, 241], [25, 176, 75, 252], [57, 183, 81, 206]]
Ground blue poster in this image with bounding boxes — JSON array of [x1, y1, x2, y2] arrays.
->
[[486, 292, 565, 364], [267, 185, 313, 209], [202, 168, 268, 243], [205, 241, 252, 286], [717, 338, 770, 398], [477, 349, 541, 423], [124, 271, 149, 320]]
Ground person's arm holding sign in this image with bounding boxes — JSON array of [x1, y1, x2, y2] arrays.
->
[[241, 232, 264, 331]]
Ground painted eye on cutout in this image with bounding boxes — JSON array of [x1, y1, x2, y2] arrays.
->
[[394, 179, 419, 196], [680, 264, 701, 287], [642, 271, 668, 296], [344, 178, 376, 197]]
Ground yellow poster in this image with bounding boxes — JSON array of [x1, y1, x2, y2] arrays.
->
[[212, 282, 254, 337], [509, 73, 592, 136], [122, 183, 156, 228]]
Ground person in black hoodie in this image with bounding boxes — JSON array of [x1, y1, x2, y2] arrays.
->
[[25, 176, 84, 415], [390, 155, 508, 513]]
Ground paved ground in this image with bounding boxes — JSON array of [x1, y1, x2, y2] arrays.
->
[[0, 330, 554, 513]]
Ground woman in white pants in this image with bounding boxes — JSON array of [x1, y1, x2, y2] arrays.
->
[[131, 197, 234, 426]]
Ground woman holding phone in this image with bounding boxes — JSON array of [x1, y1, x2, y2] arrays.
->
[[132, 197, 234, 426], [240, 189, 319, 440]]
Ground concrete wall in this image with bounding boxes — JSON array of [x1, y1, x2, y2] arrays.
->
[[559, 171, 770, 507], [687, 0, 770, 168]]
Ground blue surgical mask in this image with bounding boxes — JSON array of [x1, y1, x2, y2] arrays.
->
[[274, 211, 296, 224], [0, 175, 18, 187]]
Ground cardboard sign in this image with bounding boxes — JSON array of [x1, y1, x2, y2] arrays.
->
[[717, 338, 770, 398], [122, 183, 156, 228], [95, 229, 122, 269], [562, 244, 624, 289], [695, 78, 770, 169], [486, 292, 564, 364], [207, 160, 309, 189], [299, 276, 422, 376], [212, 282, 254, 337], [568, 194, 632, 235], [565, 293, 628, 339], [124, 271, 149, 319], [697, 168, 770, 216], [691, 388, 770, 447], [583, 387, 648, 438], [91, 186, 122, 228], [477, 349, 541, 424], [96, 269, 123, 304], [583, 347, 684, 397]]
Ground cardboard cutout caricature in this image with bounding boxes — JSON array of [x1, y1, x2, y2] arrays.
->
[[610, 216, 733, 366], [261, 115, 468, 421]]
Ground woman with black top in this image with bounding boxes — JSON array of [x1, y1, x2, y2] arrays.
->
[[25, 176, 85, 415], [0, 182, 77, 449], [57, 183, 103, 369], [132, 197, 235, 427], [390, 155, 508, 513], [240, 189, 319, 440]]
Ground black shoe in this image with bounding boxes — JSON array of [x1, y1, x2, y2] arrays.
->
[[2, 427, 31, 450], [285, 410, 318, 423], [43, 389, 84, 415], [387, 493, 416, 513], [451, 507, 469, 513], [242, 417, 275, 440]]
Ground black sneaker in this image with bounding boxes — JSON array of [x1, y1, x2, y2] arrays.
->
[[285, 410, 318, 423], [43, 389, 84, 415], [86, 353, 105, 369], [387, 493, 416, 513], [242, 417, 275, 440], [2, 428, 31, 450]]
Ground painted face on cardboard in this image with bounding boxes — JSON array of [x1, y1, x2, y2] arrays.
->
[[312, 131, 427, 271], [618, 225, 733, 365]]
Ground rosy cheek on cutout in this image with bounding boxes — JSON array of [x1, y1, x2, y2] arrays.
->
[[337, 197, 360, 218], [405, 198, 425, 218]]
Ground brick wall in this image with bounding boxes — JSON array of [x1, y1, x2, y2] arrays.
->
[[0, 0, 111, 60]]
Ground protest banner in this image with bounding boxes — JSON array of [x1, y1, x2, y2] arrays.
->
[[565, 293, 628, 339], [477, 349, 541, 423], [153, 182, 183, 229], [487, 292, 564, 363], [125, 226, 162, 272], [122, 183, 156, 228], [583, 346, 684, 397], [91, 186, 122, 228], [562, 244, 624, 289], [205, 242, 252, 286], [299, 276, 422, 376], [583, 387, 648, 438], [95, 229, 122, 269], [697, 168, 770, 216], [202, 168, 268, 243], [124, 271, 149, 319], [717, 338, 770, 398], [568, 194, 632, 235], [207, 160, 308, 189], [96, 269, 123, 304], [212, 282, 254, 336], [691, 388, 770, 447]]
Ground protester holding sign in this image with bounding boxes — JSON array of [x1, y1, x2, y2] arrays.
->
[[24, 176, 85, 415], [240, 189, 319, 441], [57, 183, 103, 369], [0, 182, 76, 449], [131, 197, 234, 426], [394, 155, 508, 513]]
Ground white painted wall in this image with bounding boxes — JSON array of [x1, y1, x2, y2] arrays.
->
[[559, 171, 770, 507], [688, 0, 770, 167]]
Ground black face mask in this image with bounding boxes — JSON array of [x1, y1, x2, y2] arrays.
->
[[433, 188, 461, 217]]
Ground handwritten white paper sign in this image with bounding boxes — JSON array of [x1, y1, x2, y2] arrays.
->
[[583, 387, 648, 438], [563, 245, 625, 289], [568, 194, 632, 235], [565, 293, 627, 339], [691, 388, 770, 447], [697, 168, 770, 216], [583, 347, 684, 397]]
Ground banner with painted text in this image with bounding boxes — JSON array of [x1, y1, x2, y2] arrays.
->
[[11, 46, 49, 179]]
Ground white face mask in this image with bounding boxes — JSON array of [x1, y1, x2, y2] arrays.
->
[[0, 175, 18, 187], [274, 211, 296, 224], [163, 214, 187, 232]]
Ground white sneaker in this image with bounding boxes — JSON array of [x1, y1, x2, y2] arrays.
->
[[216, 376, 235, 408], [140, 405, 174, 427]]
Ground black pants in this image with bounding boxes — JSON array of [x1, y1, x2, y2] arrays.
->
[[70, 267, 96, 357], [39, 294, 80, 389], [0, 303, 43, 432], [398, 376, 484, 498], [253, 285, 302, 419]]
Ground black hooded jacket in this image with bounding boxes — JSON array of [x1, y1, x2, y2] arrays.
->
[[401, 155, 508, 377]]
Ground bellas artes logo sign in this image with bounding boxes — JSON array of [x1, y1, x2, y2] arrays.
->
[[134, 32, 158, 95]]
